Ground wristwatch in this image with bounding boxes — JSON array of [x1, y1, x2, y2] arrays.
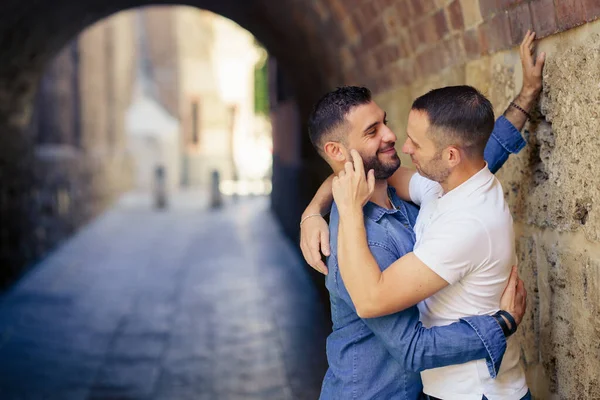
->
[[492, 310, 518, 337]]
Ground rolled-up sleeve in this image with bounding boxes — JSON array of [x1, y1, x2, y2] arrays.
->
[[461, 315, 507, 378], [484, 116, 527, 173]]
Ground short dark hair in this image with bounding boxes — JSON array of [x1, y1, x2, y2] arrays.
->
[[411, 85, 494, 157], [308, 86, 372, 155]]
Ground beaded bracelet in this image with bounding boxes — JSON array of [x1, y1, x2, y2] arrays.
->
[[509, 101, 532, 120]]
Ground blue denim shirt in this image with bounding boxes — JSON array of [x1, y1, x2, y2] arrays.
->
[[320, 116, 526, 400]]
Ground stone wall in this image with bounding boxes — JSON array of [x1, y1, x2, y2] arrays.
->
[[371, 15, 600, 400], [495, 27, 600, 398]]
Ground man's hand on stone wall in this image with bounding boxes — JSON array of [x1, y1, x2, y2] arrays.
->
[[504, 30, 547, 131], [520, 29, 546, 98]]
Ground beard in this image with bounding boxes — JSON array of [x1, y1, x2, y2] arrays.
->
[[414, 151, 450, 183], [361, 146, 401, 180]]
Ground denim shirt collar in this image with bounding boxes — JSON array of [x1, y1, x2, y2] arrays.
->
[[363, 186, 405, 223]]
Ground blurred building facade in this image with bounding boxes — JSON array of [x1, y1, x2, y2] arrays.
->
[[28, 6, 270, 268], [30, 12, 136, 262]]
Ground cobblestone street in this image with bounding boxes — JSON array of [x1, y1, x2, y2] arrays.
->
[[0, 191, 329, 400]]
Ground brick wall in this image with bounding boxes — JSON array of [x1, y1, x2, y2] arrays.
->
[[314, 0, 600, 93]]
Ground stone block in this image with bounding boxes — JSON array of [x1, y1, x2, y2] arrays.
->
[[530, 0, 558, 38], [362, 24, 386, 48], [410, 0, 436, 16], [479, 11, 513, 54], [508, 2, 532, 46], [433, 9, 450, 38], [555, 0, 586, 30], [394, 0, 414, 26], [461, 0, 483, 28], [463, 28, 483, 59], [448, 0, 465, 31], [414, 14, 442, 46], [479, 0, 500, 19], [359, 0, 379, 21], [583, 0, 600, 22]]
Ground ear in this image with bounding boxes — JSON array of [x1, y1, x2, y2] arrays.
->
[[323, 141, 347, 162], [446, 146, 461, 167]]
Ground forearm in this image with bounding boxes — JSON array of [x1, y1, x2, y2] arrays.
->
[[503, 88, 538, 131], [337, 208, 384, 317], [369, 314, 506, 375], [303, 174, 334, 217]]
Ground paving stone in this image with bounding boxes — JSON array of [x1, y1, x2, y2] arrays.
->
[[108, 333, 167, 361], [89, 359, 162, 398], [0, 192, 328, 399]]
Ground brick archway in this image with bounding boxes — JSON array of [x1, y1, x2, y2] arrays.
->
[[0, 0, 352, 284], [0, 0, 354, 124]]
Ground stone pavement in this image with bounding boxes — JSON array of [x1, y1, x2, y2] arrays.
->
[[0, 191, 330, 400]]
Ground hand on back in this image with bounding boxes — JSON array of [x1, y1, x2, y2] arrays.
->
[[300, 215, 330, 275], [499, 266, 528, 329]]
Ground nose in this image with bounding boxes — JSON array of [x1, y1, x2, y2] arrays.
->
[[382, 125, 397, 143], [402, 138, 412, 154]]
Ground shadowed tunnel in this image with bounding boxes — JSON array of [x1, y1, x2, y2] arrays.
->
[[0, 1, 350, 398], [0, 0, 359, 284]]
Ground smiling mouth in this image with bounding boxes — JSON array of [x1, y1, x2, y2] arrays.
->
[[379, 147, 396, 154]]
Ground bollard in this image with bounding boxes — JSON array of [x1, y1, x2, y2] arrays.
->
[[154, 165, 167, 209], [210, 170, 223, 209]]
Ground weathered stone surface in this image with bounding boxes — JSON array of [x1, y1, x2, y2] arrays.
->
[[496, 31, 600, 242], [513, 227, 600, 399]]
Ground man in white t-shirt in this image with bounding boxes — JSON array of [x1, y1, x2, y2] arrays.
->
[[330, 85, 528, 399]]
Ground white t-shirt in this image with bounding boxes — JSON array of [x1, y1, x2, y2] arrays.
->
[[409, 165, 528, 400]]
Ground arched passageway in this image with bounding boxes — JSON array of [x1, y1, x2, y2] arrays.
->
[[0, 0, 349, 285], [0, 3, 344, 397]]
